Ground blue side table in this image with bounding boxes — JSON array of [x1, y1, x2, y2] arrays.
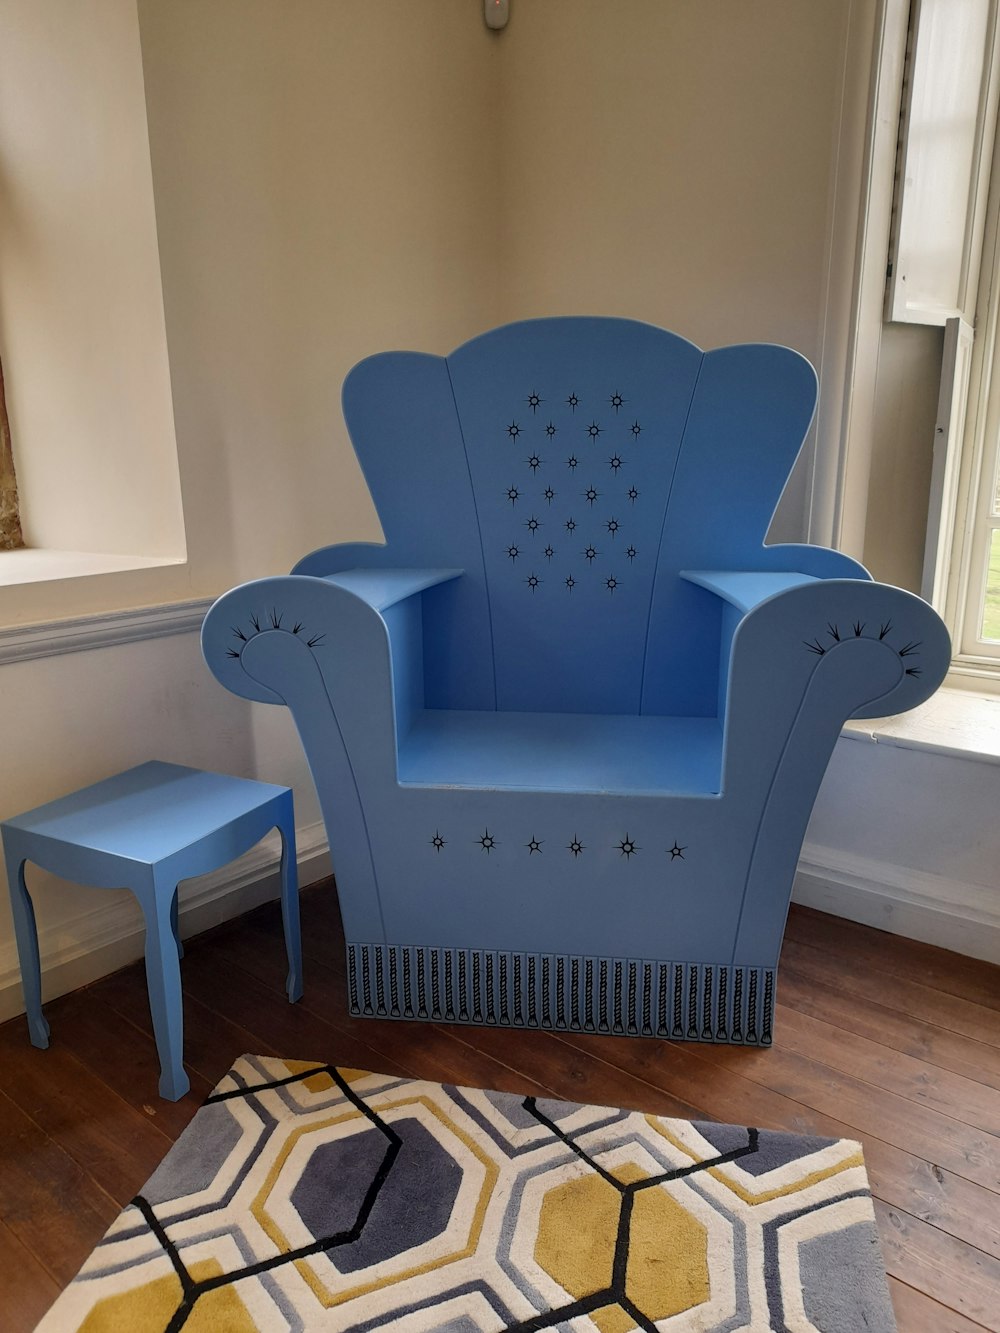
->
[[1, 761, 302, 1100]]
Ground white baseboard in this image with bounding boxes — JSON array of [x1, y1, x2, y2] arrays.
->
[[794, 842, 1000, 964], [0, 821, 331, 1025]]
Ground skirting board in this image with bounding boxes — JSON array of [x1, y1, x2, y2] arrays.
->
[[794, 842, 1000, 965], [0, 821, 330, 1026]]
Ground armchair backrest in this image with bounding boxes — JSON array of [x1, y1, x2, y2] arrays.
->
[[342, 318, 817, 715]]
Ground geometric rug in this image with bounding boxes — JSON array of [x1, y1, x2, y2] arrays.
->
[[35, 1056, 897, 1332]]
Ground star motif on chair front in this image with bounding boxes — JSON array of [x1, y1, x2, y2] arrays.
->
[[527, 392, 542, 413], [526, 573, 541, 591], [586, 421, 602, 440], [507, 545, 520, 562], [543, 487, 556, 503], [526, 837, 543, 854], [585, 487, 600, 506], [583, 545, 599, 563], [567, 835, 585, 856], [430, 831, 446, 851], [545, 422, 557, 437], [668, 841, 686, 860], [608, 455, 623, 472], [508, 422, 521, 440], [527, 454, 542, 473], [617, 834, 639, 859], [627, 486, 639, 502], [631, 421, 642, 437], [525, 515, 541, 533], [626, 545, 637, 562], [479, 829, 498, 853], [507, 486, 520, 504], [610, 392, 624, 411], [606, 576, 618, 593], [606, 517, 620, 536], [566, 455, 578, 470], [566, 393, 579, 410]]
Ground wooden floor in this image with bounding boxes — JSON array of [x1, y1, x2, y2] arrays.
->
[[1, 882, 998, 1331]]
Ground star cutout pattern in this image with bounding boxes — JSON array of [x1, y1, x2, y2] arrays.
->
[[427, 827, 687, 862], [497, 385, 658, 596]]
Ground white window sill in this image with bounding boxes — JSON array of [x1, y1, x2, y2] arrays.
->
[[0, 548, 186, 587], [843, 686, 1000, 765]]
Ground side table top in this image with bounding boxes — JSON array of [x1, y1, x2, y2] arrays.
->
[[2, 762, 291, 863]]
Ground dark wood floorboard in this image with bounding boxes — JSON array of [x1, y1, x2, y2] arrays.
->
[[1, 878, 997, 1331]]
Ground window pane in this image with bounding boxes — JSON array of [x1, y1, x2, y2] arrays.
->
[[981, 528, 1000, 641]]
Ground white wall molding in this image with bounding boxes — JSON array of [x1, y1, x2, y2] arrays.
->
[[0, 597, 213, 666], [0, 820, 331, 1025], [794, 840, 1000, 964]]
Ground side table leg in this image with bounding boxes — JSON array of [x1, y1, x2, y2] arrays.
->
[[136, 872, 190, 1101], [3, 850, 50, 1049], [277, 804, 302, 1003]]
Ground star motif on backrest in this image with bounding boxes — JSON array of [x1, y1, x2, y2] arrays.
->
[[566, 455, 578, 470], [565, 517, 577, 532], [526, 837, 543, 854], [479, 829, 498, 853], [668, 841, 686, 860], [585, 487, 600, 506], [525, 515, 541, 533], [430, 831, 446, 851], [626, 545, 637, 562], [627, 486, 639, 502], [606, 517, 619, 537], [617, 834, 639, 859], [631, 421, 641, 437], [508, 422, 521, 440], [507, 545, 519, 562], [565, 575, 576, 590], [567, 835, 585, 856], [545, 422, 557, 438], [543, 545, 554, 560], [583, 545, 599, 563], [527, 392, 542, 413], [606, 576, 618, 593], [527, 454, 542, 472], [526, 572, 541, 591], [610, 392, 624, 411], [608, 455, 623, 472], [586, 421, 602, 440], [507, 486, 520, 504], [543, 486, 556, 503], [566, 393, 579, 410]]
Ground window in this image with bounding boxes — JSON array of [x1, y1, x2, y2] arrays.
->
[[884, 0, 1000, 683]]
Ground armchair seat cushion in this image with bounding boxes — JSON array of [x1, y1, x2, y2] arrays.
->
[[398, 709, 723, 795]]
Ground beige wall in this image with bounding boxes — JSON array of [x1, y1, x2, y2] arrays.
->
[[0, 0, 185, 566], [137, 0, 500, 593]]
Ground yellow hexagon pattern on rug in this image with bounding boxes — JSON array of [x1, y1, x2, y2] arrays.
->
[[78, 1260, 253, 1333], [627, 1186, 710, 1319], [534, 1172, 622, 1296]]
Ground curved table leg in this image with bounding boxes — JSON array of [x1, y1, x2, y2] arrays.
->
[[3, 850, 50, 1049], [135, 870, 190, 1101], [276, 798, 302, 1003]]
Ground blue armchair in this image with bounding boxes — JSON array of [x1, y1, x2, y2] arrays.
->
[[203, 318, 949, 1045]]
